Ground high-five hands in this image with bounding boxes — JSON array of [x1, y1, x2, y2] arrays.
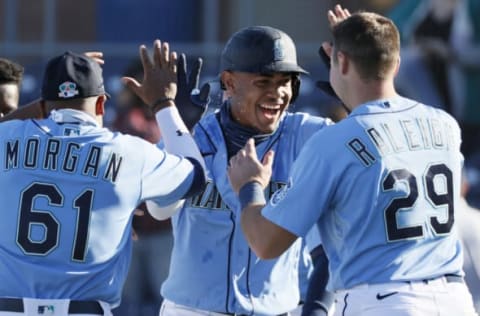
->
[[317, 4, 351, 101], [122, 40, 178, 112], [175, 53, 210, 131], [323, 4, 352, 58]]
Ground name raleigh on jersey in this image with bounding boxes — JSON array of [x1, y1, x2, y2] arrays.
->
[[3, 136, 123, 183], [348, 116, 456, 167]]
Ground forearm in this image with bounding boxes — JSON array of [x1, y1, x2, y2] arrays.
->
[[155, 103, 207, 197], [0, 98, 45, 122], [155, 103, 205, 168], [239, 181, 298, 259], [241, 203, 271, 257]]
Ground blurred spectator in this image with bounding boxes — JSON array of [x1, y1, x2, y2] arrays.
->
[[389, 0, 480, 159], [465, 151, 480, 209], [0, 58, 24, 116], [457, 170, 480, 313], [112, 60, 173, 316]]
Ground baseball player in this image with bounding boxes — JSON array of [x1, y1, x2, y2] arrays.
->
[[148, 26, 333, 315], [0, 41, 206, 315], [228, 9, 478, 316]]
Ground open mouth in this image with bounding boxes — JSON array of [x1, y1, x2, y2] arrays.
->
[[258, 104, 281, 117]]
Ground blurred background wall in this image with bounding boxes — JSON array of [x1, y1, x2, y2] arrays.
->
[[0, 0, 399, 124]]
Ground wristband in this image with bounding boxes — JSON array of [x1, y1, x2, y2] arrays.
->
[[238, 181, 266, 210], [151, 97, 174, 113]]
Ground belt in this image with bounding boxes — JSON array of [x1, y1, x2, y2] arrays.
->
[[222, 313, 288, 316], [410, 274, 464, 284], [0, 298, 104, 315]]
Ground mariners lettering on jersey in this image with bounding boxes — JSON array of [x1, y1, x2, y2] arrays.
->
[[4, 137, 123, 183], [348, 118, 454, 166], [189, 180, 286, 210]]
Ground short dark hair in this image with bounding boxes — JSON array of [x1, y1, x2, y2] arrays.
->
[[0, 58, 24, 85], [332, 12, 400, 81]]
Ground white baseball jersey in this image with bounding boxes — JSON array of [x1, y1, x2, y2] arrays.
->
[[262, 96, 465, 291], [0, 109, 199, 307]]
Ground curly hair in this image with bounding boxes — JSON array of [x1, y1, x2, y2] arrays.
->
[[0, 58, 24, 85]]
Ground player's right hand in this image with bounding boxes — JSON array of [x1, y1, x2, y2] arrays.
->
[[227, 138, 274, 193]]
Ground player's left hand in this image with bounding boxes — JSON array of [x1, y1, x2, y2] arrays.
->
[[227, 138, 274, 193], [122, 40, 178, 111], [175, 53, 211, 131]]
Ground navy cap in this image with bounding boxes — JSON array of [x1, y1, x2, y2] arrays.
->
[[42, 51, 109, 101]]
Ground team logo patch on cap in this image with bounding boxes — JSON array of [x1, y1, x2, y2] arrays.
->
[[58, 81, 79, 98]]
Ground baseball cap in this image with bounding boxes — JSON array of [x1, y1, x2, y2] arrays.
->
[[41, 51, 110, 101]]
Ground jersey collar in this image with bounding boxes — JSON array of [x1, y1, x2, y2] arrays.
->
[[49, 109, 100, 127], [349, 96, 417, 116]]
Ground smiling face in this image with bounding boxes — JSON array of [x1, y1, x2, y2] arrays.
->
[[221, 71, 293, 134]]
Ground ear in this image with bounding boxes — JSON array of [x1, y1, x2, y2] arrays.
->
[[337, 51, 349, 75], [221, 71, 234, 92], [95, 95, 106, 115], [393, 56, 401, 77]]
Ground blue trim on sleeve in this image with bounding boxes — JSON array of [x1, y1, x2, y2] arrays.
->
[[183, 157, 207, 198]]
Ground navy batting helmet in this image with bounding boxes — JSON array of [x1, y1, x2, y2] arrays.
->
[[220, 26, 307, 74], [220, 26, 307, 103]]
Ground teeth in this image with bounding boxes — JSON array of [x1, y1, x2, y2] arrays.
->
[[259, 104, 280, 110]]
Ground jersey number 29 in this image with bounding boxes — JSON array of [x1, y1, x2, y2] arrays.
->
[[383, 163, 453, 241]]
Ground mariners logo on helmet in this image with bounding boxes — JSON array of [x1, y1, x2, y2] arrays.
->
[[273, 39, 285, 61]]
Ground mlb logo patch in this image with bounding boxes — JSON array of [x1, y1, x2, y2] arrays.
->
[[58, 81, 79, 98], [37, 305, 55, 314], [64, 127, 80, 136]]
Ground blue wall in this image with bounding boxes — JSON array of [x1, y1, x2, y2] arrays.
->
[[97, 0, 201, 42]]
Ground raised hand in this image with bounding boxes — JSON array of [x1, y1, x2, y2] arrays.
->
[[176, 53, 210, 131], [327, 4, 351, 28], [84, 51, 105, 65], [122, 40, 178, 112]]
